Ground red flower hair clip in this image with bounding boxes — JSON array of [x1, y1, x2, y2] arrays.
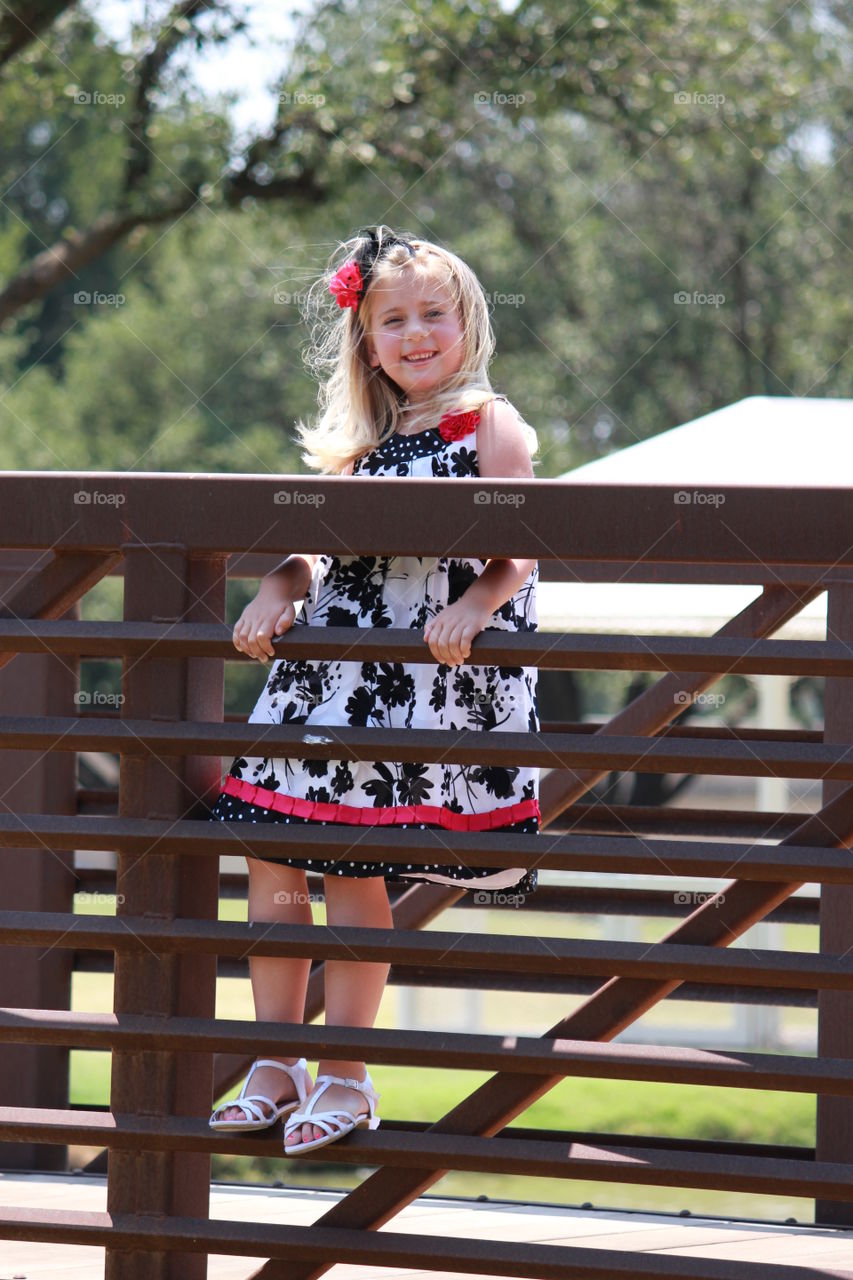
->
[[437, 410, 480, 442], [329, 259, 364, 311]]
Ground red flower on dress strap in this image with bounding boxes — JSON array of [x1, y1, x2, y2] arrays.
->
[[437, 409, 480, 442], [329, 259, 364, 310]]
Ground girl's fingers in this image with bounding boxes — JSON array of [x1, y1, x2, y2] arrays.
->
[[233, 619, 269, 660], [256, 624, 278, 660], [425, 614, 478, 666], [446, 622, 467, 664]]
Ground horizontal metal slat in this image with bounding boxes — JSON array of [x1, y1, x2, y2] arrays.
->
[[0, 1108, 847, 1199], [4, 812, 852, 882], [2, 473, 852, 567], [0, 619, 849, 674], [2, 716, 851, 779], [4, 1108, 815, 1161], [0, 915, 848, 987], [0, 1204, 848, 1278], [0, 1010, 846, 1091]]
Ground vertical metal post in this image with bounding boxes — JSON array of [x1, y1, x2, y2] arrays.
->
[[105, 546, 226, 1279], [815, 579, 853, 1225], [0, 553, 76, 1170]]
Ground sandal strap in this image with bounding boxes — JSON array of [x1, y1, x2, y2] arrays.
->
[[254, 1057, 307, 1073], [214, 1096, 273, 1123], [241, 1057, 308, 1099], [292, 1074, 379, 1126], [313, 1072, 378, 1099], [285, 1102, 375, 1140], [286, 1107, 353, 1134]]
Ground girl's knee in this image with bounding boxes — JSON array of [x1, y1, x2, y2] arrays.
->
[[323, 872, 392, 924], [247, 859, 312, 917], [247, 857, 307, 886]]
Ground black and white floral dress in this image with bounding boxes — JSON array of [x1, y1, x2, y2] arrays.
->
[[209, 401, 540, 895]]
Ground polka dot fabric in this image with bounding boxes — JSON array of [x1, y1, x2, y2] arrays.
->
[[209, 399, 541, 896]]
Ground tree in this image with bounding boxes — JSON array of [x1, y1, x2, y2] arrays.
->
[[0, 0, 848, 477]]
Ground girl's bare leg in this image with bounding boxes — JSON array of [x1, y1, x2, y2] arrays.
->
[[217, 860, 314, 1122], [287, 873, 393, 1145]]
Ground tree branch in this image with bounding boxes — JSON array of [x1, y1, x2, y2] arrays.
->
[[0, 0, 77, 71], [124, 0, 225, 196], [0, 199, 198, 325]]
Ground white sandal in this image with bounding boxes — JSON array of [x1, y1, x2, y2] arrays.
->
[[283, 1069, 381, 1154], [209, 1058, 312, 1132]]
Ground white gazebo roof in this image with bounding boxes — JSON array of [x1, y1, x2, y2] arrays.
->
[[539, 396, 852, 638], [561, 394, 852, 487]]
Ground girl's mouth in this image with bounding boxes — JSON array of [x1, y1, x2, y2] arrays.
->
[[403, 352, 437, 363]]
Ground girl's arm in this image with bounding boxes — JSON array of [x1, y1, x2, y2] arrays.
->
[[424, 399, 537, 667], [459, 398, 537, 615], [259, 555, 317, 601]]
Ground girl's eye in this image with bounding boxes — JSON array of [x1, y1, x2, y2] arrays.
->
[[384, 310, 443, 325]]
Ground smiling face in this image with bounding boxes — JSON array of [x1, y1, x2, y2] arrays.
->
[[362, 270, 466, 403]]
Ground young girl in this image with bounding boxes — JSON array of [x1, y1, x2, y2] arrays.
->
[[208, 225, 540, 1154]]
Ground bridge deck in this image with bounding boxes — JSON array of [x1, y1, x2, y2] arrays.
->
[[1, 1172, 852, 1276]]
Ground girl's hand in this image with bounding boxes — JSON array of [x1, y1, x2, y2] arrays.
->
[[232, 589, 297, 664], [424, 599, 493, 667]]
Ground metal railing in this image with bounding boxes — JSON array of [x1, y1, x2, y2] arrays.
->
[[0, 469, 851, 1279]]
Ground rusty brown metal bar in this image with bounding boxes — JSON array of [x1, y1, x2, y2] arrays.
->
[[3, 1108, 853, 1201], [105, 547, 226, 1280], [0, 617, 850, 676], [2, 1206, 848, 1280], [0, 551, 123, 673], [0, 1108, 819, 1160], [4, 812, 852, 883], [816, 580, 853, 1226], [2, 715, 852, 780], [0, 554, 81, 1171], [0, 1107, 812, 1157], [1, 474, 852, 568], [1, 1012, 851, 1093], [3, 912, 853, 990]]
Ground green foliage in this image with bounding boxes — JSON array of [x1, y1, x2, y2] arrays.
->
[[0, 0, 848, 479]]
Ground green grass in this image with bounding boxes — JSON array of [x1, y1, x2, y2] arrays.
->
[[69, 893, 820, 1222]]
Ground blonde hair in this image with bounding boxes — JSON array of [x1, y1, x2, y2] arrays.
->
[[293, 226, 538, 474]]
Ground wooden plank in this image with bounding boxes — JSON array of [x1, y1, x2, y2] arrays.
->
[[0, 1178, 851, 1277]]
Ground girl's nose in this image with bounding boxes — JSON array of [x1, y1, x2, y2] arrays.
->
[[401, 317, 427, 340]]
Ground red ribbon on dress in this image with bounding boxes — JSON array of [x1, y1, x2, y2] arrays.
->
[[220, 774, 539, 831]]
